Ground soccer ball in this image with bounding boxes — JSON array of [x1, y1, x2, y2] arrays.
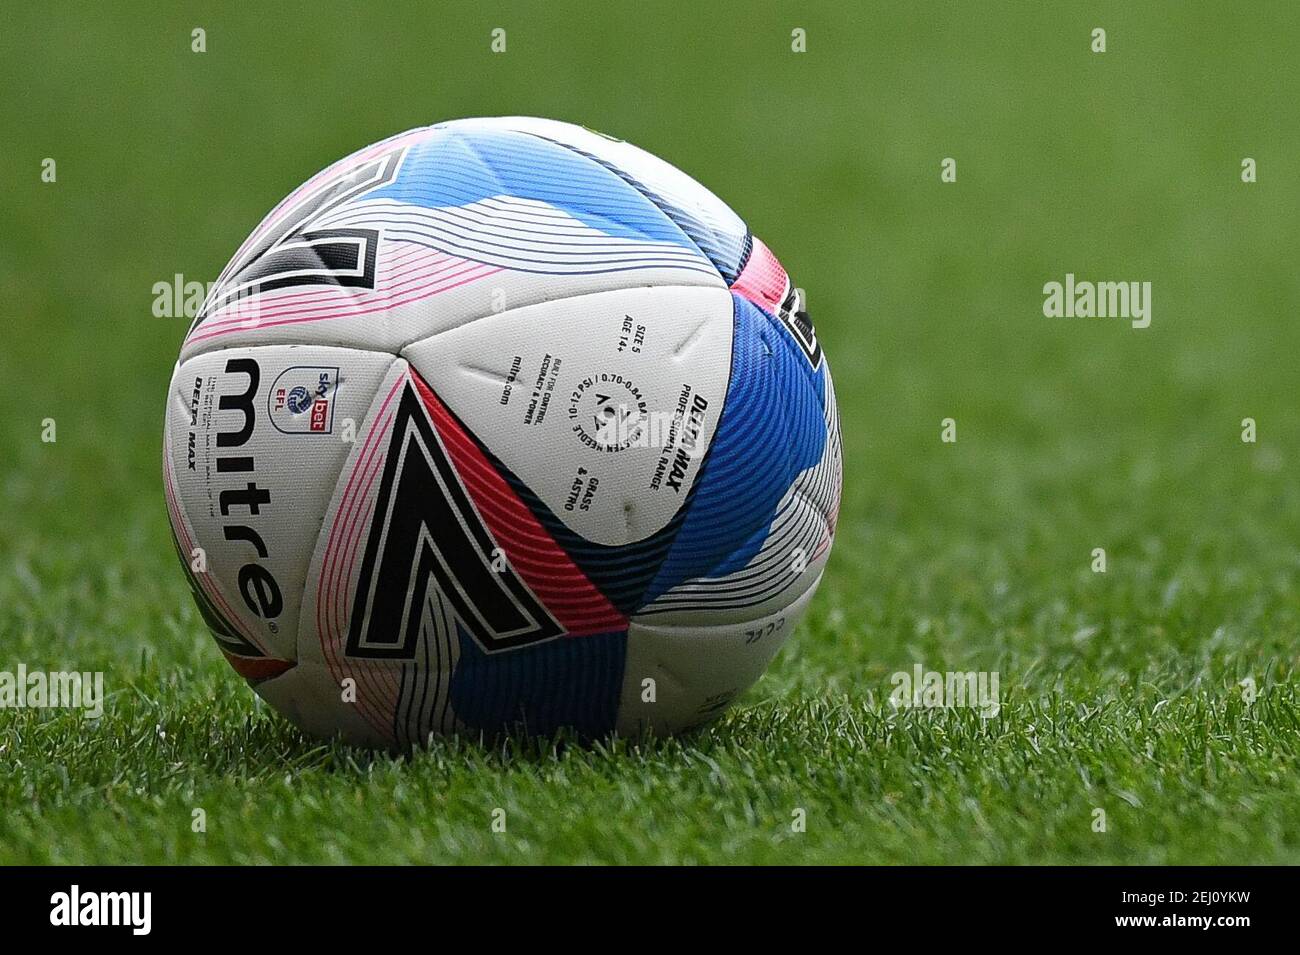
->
[[163, 117, 841, 747]]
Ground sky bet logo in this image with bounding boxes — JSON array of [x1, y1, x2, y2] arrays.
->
[[269, 365, 338, 434], [49, 885, 152, 935]]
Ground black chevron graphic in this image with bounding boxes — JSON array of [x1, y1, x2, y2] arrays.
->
[[345, 380, 563, 659], [193, 147, 406, 328]]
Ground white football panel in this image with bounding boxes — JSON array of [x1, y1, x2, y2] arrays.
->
[[401, 285, 736, 546], [164, 345, 397, 662]]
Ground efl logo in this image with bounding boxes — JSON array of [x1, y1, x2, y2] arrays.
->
[[268, 365, 339, 435]]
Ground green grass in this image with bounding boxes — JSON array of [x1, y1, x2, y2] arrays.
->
[[1, 0, 1298, 864]]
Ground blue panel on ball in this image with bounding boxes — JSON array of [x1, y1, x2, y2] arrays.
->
[[639, 293, 828, 604], [449, 624, 627, 737], [524, 131, 753, 282], [364, 127, 701, 251]]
